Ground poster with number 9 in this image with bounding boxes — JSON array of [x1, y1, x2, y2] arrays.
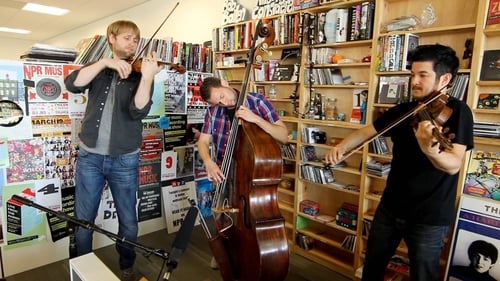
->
[[161, 150, 177, 181]]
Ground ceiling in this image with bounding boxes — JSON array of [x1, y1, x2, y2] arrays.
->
[[0, 0, 151, 41]]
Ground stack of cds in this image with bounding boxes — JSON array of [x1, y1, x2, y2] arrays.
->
[[473, 122, 500, 138]]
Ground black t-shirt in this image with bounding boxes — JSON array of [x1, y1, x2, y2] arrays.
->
[[373, 97, 474, 225]]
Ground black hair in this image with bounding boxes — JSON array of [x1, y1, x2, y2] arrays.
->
[[200, 77, 222, 101], [468, 240, 498, 264], [407, 44, 459, 84]]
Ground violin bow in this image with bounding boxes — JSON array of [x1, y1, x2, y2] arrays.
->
[[328, 85, 450, 166], [130, 1, 180, 65]]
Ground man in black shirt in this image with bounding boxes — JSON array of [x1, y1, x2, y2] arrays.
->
[[325, 44, 474, 280]]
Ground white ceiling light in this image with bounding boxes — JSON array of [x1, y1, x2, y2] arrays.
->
[[0, 27, 31, 34], [22, 3, 69, 16]]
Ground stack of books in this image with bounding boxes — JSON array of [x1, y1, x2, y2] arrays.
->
[[20, 43, 77, 63], [340, 235, 357, 252]]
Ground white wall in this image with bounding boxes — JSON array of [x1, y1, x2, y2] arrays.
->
[[3, 216, 166, 277], [2, 0, 257, 277], [2, 0, 256, 60]]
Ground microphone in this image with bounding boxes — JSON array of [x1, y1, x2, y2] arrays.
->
[[164, 204, 198, 280]]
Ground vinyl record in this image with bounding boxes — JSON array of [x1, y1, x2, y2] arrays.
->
[[0, 100, 24, 127], [36, 78, 62, 101]]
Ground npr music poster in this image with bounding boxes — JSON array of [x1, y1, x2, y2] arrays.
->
[[162, 180, 197, 234], [23, 62, 81, 116]]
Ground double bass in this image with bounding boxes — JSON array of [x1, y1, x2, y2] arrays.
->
[[196, 20, 289, 281]]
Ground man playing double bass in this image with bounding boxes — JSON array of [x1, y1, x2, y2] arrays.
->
[[197, 76, 288, 272], [197, 77, 288, 183]]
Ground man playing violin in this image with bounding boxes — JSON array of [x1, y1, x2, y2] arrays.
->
[[325, 44, 474, 281], [65, 20, 162, 281]]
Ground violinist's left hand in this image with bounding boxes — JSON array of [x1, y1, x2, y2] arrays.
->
[[140, 52, 162, 79], [414, 120, 441, 155]]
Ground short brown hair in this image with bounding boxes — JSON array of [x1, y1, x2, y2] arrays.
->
[[106, 20, 140, 45], [200, 77, 222, 101]]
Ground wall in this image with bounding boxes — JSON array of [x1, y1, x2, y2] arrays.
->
[[3, 217, 165, 277], [1, 0, 256, 60], [2, 0, 257, 277]]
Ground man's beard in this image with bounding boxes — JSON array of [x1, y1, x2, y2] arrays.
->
[[114, 48, 135, 60]]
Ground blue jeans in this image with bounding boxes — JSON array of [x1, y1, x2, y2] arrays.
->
[[362, 204, 449, 281], [74, 148, 139, 270]]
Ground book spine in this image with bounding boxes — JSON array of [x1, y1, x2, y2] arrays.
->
[[401, 33, 419, 71], [349, 4, 361, 41], [486, 0, 500, 26]]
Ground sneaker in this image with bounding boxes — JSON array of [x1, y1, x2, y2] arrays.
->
[[121, 267, 136, 281], [210, 256, 219, 270]]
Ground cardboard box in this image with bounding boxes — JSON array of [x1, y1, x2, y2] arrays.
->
[[300, 199, 320, 216]]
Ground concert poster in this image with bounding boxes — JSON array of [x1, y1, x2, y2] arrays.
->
[[22, 62, 79, 116], [3, 182, 47, 249], [0, 60, 32, 140], [162, 180, 197, 234], [138, 184, 162, 222], [446, 196, 500, 280]]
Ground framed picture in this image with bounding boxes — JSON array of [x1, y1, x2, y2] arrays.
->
[[479, 50, 500, 81], [477, 93, 500, 109], [376, 75, 410, 104], [254, 85, 266, 96]]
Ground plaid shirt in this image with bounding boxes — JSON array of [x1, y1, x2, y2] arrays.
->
[[201, 91, 279, 166]]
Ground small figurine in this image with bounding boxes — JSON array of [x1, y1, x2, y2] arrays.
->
[[421, 3, 437, 27], [462, 39, 473, 69]]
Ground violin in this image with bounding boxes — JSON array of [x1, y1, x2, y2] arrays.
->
[[325, 88, 456, 168], [411, 90, 455, 151], [127, 58, 186, 74]]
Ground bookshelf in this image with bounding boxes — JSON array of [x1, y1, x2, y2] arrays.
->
[[210, 0, 495, 279], [463, 0, 500, 202], [73, 35, 212, 73]]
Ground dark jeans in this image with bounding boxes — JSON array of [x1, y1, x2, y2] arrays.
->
[[362, 203, 449, 281], [74, 148, 139, 270]]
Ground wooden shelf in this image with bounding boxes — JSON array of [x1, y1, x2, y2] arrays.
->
[[211, 0, 486, 278], [474, 136, 500, 146], [381, 24, 476, 36], [484, 26, 500, 36], [312, 62, 371, 68], [477, 81, 500, 86]]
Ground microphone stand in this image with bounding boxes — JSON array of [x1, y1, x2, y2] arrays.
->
[[10, 195, 177, 281], [0, 247, 5, 281]]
